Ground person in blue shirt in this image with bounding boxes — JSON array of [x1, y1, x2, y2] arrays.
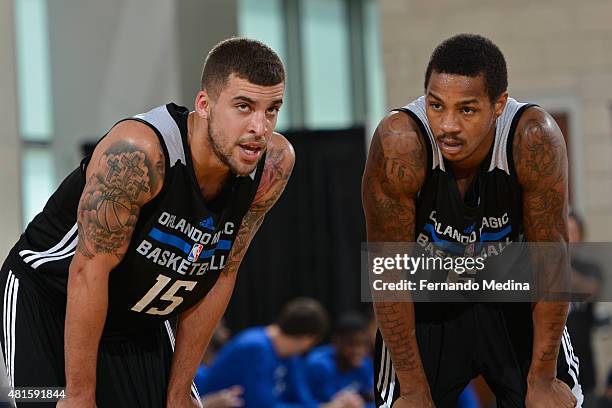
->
[[457, 383, 480, 408], [199, 298, 363, 408], [306, 312, 374, 408], [194, 319, 244, 407]]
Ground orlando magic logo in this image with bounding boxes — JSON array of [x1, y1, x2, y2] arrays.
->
[[188, 243, 204, 262]]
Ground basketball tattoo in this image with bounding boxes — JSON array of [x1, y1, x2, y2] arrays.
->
[[77, 141, 164, 259]]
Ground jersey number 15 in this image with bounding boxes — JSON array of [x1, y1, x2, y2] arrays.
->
[[131, 274, 197, 315]]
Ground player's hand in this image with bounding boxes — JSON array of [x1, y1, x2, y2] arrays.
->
[[200, 386, 244, 407], [166, 393, 202, 408], [56, 396, 96, 408], [325, 389, 365, 408], [391, 392, 436, 408], [526, 376, 577, 408]]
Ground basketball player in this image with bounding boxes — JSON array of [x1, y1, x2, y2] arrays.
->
[[363, 34, 581, 407], [0, 38, 293, 408]]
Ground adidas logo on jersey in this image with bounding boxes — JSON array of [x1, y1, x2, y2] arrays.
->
[[199, 216, 215, 231]]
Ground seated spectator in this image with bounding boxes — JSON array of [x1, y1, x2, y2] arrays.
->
[[194, 319, 243, 407], [195, 319, 232, 390], [200, 386, 244, 408], [305, 312, 373, 407], [457, 382, 480, 408], [199, 298, 362, 408]]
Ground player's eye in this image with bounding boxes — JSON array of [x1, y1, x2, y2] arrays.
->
[[236, 104, 250, 112], [462, 107, 476, 114], [266, 107, 279, 116], [430, 103, 442, 111]]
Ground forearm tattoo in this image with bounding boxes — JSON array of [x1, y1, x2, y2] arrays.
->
[[363, 113, 427, 372], [514, 112, 569, 363], [222, 146, 292, 276]]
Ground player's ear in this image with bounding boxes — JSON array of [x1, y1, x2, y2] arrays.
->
[[493, 91, 509, 118], [194, 90, 212, 120]]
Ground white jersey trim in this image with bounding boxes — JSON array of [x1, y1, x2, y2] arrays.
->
[[403, 96, 445, 171], [401, 96, 529, 174], [134, 105, 186, 167], [18, 223, 78, 269], [376, 340, 396, 407], [562, 326, 584, 407], [3, 271, 19, 390], [19, 223, 77, 261], [488, 98, 529, 174]]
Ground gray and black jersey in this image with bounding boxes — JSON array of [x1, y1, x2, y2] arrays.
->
[[404, 96, 533, 249], [7, 103, 263, 335], [374, 97, 583, 408], [399, 96, 535, 283]]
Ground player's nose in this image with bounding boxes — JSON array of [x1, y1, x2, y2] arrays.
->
[[439, 111, 461, 134], [248, 111, 268, 136]]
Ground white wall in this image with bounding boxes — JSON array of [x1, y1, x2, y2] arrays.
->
[[0, 0, 239, 246], [46, 0, 238, 179], [176, 0, 239, 110], [46, 0, 183, 179]]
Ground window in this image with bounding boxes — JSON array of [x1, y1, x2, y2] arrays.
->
[[22, 147, 55, 224], [14, 0, 55, 226], [237, 0, 290, 131], [363, 0, 387, 136], [237, 0, 386, 132], [301, 0, 352, 129]]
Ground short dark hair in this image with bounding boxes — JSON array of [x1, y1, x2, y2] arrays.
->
[[201, 37, 285, 98], [277, 297, 329, 338], [424, 33, 508, 102], [333, 311, 368, 338]]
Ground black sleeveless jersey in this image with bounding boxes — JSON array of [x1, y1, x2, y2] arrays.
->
[[8, 103, 263, 334], [397, 97, 536, 291]]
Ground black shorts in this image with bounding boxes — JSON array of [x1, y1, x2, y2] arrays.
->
[[0, 260, 199, 407], [374, 303, 583, 408]]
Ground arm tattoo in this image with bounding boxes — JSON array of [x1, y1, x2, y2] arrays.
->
[[222, 145, 292, 276], [537, 305, 568, 361], [222, 210, 265, 276], [251, 147, 291, 214], [362, 113, 427, 373], [375, 302, 421, 370], [514, 111, 570, 365], [514, 118, 567, 241], [77, 141, 164, 259], [363, 114, 426, 242]]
